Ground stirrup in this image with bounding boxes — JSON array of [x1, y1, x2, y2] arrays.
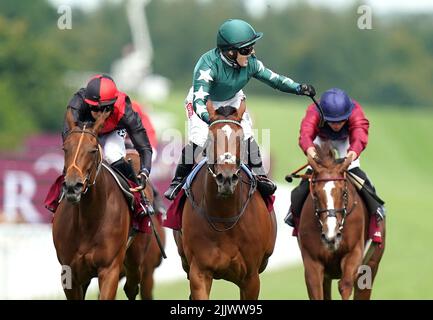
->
[[164, 180, 183, 200], [284, 211, 295, 227], [137, 200, 155, 218], [375, 205, 386, 221]]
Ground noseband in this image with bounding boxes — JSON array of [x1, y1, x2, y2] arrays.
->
[[64, 126, 103, 194], [310, 173, 355, 231]]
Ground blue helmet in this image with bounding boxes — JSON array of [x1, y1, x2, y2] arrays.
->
[[319, 88, 354, 122]]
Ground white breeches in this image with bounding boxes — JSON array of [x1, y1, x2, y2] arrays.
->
[[185, 88, 253, 147], [99, 129, 127, 164]]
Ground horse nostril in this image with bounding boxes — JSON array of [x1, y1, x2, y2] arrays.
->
[[231, 174, 239, 184], [216, 173, 224, 185], [74, 182, 84, 192], [321, 233, 326, 242], [336, 232, 342, 241], [65, 182, 83, 193]]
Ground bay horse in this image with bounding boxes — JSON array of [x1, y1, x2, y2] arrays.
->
[[174, 101, 277, 300], [122, 151, 165, 300], [53, 110, 155, 299], [297, 142, 385, 300]]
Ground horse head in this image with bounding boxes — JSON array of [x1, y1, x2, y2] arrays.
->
[[205, 99, 246, 197], [307, 141, 352, 251], [62, 109, 108, 203]]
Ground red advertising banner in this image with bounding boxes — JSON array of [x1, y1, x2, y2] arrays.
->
[[0, 135, 175, 223]]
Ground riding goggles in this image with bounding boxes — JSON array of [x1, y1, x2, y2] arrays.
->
[[238, 45, 254, 56], [89, 104, 114, 113]]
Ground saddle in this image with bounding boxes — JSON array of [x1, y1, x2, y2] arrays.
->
[[104, 162, 153, 218], [103, 163, 136, 211]]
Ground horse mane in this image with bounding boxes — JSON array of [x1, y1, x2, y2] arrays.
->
[[77, 121, 95, 129], [215, 106, 238, 118], [315, 141, 338, 168]]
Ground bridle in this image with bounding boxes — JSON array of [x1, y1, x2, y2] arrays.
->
[[206, 119, 245, 180], [310, 172, 356, 232], [64, 125, 103, 194], [185, 119, 256, 232]]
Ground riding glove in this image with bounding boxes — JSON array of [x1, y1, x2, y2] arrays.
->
[[297, 84, 316, 97]]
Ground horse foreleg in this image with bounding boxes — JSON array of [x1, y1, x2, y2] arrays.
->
[[61, 267, 86, 300], [98, 263, 123, 300], [64, 281, 84, 300], [189, 262, 213, 300], [82, 280, 92, 299], [240, 274, 260, 300], [303, 257, 325, 300], [123, 268, 140, 300], [139, 270, 154, 300], [354, 243, 385, 300], [323, 276, 332, 300], [339, 250, 363, 300], [64, 286, 84, 300]]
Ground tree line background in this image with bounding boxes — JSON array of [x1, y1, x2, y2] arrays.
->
[[1, 0, 432, 149]]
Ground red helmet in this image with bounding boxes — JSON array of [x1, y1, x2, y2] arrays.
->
[[84, 74, 118, 107]]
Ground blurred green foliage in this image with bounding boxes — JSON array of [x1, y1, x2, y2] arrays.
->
[[1, 0, 432, 150]]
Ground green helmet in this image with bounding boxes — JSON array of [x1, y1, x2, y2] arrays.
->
[[216, 19, 263, 50]]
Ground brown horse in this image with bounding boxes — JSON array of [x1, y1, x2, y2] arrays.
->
[[174, 101, 277, 300], [122, 151, 165, 300], [53, 110, 156, 299], [297, 142, 385, 300]]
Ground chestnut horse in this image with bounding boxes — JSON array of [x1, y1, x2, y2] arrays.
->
[[174, 101, 277, 300], [297, 142, 385, 300], [53, 110, 156, 299]]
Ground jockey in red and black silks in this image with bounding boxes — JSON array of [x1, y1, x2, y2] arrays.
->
[[285, 88, 385, 243], [45, 74, 153, 214], [62, 74, 153, 182]]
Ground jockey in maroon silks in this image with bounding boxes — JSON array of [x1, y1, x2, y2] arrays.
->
[[45, 74, 153, 212], [285, 88, 385, 242]]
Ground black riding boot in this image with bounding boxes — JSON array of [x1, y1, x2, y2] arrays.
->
[[284, 169, 312, 227], [247, 138, 277, 196], [348, 167, 386, 220], [164, 143, 200, 200], [111, 158, 138, 182]]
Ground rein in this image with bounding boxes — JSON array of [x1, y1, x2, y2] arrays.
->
[[288, 165, 358, 231], [184, 169, 256, 232]]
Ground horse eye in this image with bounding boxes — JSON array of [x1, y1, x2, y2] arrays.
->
[[89, 149, 98, 154]]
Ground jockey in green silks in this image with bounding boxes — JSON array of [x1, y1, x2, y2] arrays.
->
[[164, 18, 316, 200]]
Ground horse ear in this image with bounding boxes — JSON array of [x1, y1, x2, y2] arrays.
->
[[307, 152, 322, 173], [93, 110, 111, 134], [328, 147, 335, 160], [65, 108, 77, 130], [338, 156, 352, 173], [235, 99, 246, 122], [206, 99, 216, 122]]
